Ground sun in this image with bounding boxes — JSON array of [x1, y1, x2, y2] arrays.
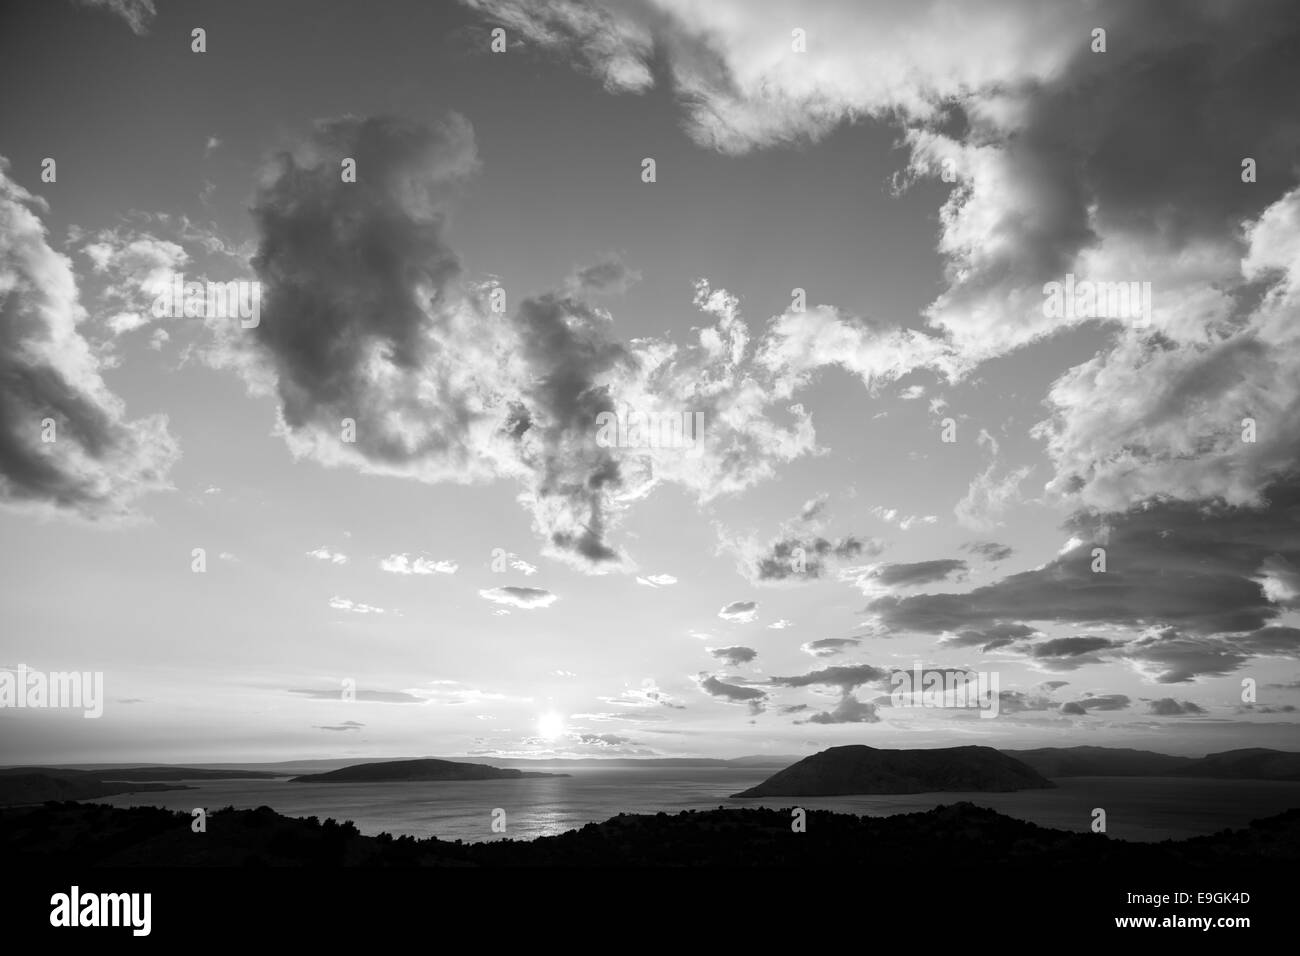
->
[[537, 711, 566, 741]]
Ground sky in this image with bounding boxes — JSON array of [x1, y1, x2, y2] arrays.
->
[[1, 0, 1299, 763]]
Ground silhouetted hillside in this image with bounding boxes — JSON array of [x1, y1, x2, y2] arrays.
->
[[733, 745, 1053, 797], [4, 800, 1298, 870], [0, 771, 190, 807]]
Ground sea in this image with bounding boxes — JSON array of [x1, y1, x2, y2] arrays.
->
[[81, 766, 1300, 844]]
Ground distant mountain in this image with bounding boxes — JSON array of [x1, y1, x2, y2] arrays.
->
[[732, 745, 1053, 797], [0, 769, 193, 807], [1164, 749, 1300, 781], [289, 758, 569, 783], [1003, 747, 1196, 777], [1002, 747, 1300, 780]]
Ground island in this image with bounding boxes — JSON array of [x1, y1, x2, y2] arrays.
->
[[731, 744, 1054, 797], [289, 758, 569, 783]]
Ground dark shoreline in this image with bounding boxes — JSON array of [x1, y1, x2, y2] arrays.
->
[[5, 798, 1299, 868]]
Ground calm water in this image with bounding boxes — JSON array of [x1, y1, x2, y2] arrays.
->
[[83, 767, 1300, 844]]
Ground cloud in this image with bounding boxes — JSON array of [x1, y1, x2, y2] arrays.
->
[[463, 0, 655, 93], [800, 637, 861, 658], [1017, 635, 1125, 672], [381, 553, 458, 575], [565, 253, 641, 296], [211, 116, 823, 573], [708, 645, 757, 666], [573, 732, 638, 748], [718, 600, 757, 623], [746, 534, 879, 583], [598, 678, 685, 710], [315, 721, 365, 731], [869, 506, 938, 531], [954, 431, 1031, 531], [768, 663, 888, 695], [767, 619, 792, 630], [328, 596, 388, 614], [289, 688, 424, 704], [799, 494, 828, 522], [307, 547, 349, 565], [1059, 694, 1131, 716], [695, 672, 767, 714], [478, 586, 557, 609], [1147, 698, 1206, 717], [498, 552, 538, 575], [860, 559, 967, 589], [995, 690, 1059, 715], [963, 541, 1013, 562], [0, 159, 179, 519], [459, 0, 1300, 533], [798, 693, 879, 724], [636, 573, 677, 587], [942, 623, 1037, 650], [867, 482, 1300, 678], [78, 227, 188, 337], [75, 0, 156, 35]]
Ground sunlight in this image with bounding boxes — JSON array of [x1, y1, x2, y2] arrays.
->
[[536, 711, 566, 741]]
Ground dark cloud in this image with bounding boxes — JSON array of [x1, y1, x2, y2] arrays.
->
[[1017, 635, 1126, 671], [478, 586, 557, 609], [963, 541, 1013, 562], [943, 623, 1037, 650], [1120, 628, 1265, 684], [238, 114, 646, 571], [1147, 698, 1206, 717], [752, 535, 878, 582], [867, 559, 968, 588], [1237, 704, 1298, 714], [507, 292, 633, 567], [1060, 694, 1131, 716], [565, 254, 641, 296], [769, 663, 889, 695], [995, 690, 1058, 714], [696, 673, 767, 702], [868, 484, 1300, 683], [708, 645, 757, 666], [798, 693, 880, 724]]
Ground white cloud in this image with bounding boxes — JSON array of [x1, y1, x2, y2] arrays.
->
[[479, 586, 558, 609], [381, 553, 458, 575], [328, 596, 387, 614]]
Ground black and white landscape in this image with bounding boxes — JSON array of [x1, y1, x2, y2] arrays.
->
[[2, 0, 1299, 937]]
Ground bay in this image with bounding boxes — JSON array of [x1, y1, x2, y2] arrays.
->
[[82, 767, 1300, 844]]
